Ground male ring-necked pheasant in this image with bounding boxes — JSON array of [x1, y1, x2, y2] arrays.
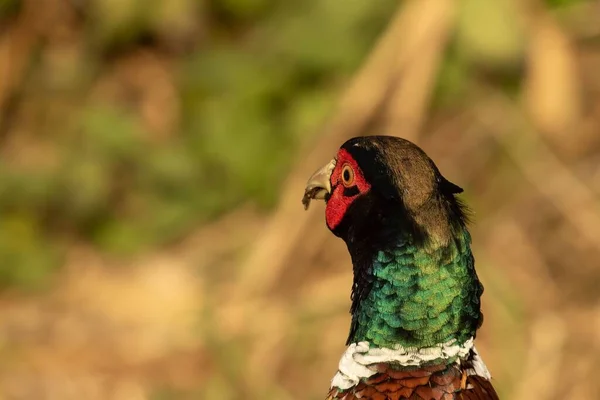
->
[[302, 136, 499, 400]]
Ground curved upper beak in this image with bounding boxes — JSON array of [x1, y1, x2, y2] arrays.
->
[[302, 159, 336, 210]]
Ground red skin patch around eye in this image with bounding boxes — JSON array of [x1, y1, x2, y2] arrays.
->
[[326, 148, 371, 230]]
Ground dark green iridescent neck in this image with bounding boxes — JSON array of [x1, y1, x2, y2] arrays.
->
[[349, 229, 483, 349]]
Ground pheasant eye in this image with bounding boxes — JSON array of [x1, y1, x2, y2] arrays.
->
[[341, 164, 355, 187]]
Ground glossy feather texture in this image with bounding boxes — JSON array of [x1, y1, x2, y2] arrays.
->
[[305, 137, 499, 400], [326, 359, 499, 400], [349, 231, 482, 350]]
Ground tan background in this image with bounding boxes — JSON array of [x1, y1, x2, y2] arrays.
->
[[0, 0, 599, 399]]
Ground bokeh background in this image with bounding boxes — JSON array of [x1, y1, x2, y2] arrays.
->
[[1, 0, 599, 398]]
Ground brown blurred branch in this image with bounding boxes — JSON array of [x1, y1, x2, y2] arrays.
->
[[477, 95, 600, 253], [0, 2, 39, 134], [524, 7, 586, 159]]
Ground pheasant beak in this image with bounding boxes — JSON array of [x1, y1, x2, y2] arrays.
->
[[302, 158, 336, 210]]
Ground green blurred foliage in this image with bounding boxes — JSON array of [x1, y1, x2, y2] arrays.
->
[[0, 0, 397, 288], [545, 0, 587, 7]]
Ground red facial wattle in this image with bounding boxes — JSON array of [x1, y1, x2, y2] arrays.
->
[[325, 148, 371, 230]]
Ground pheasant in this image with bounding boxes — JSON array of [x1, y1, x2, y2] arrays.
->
[[302, 136, 499, 400]]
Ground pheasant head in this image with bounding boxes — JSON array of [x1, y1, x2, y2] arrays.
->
[[303, 136, 498, 400]]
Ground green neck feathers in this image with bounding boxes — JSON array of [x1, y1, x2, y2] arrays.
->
[[348, 229, 483, 350]]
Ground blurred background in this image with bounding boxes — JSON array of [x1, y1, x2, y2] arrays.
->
[[0, 0, 599, 398]]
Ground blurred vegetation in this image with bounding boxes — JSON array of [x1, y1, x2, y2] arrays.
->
[[0, 0, 589, 287], [0, 0, 397, 287], [1, 0, 600, 399]]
